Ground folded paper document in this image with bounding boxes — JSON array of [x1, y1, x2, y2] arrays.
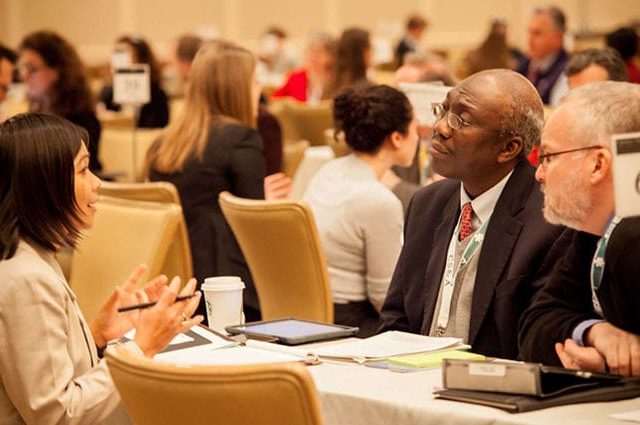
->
[[388, 350, 485, 369], [309, 331, 466, 363]]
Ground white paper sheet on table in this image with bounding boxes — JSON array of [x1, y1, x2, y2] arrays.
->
[[155, 343, 302, 365], [122, 328, 195, 345], [152, 326, 303, 365]]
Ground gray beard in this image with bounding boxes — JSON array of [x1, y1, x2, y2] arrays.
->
[[541, 179, 592, 231]]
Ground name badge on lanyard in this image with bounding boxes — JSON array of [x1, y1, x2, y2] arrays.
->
[[436, 215, 490, 336], [590, 216, 621, 317]]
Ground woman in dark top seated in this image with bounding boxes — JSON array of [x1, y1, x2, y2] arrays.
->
[[19, 31, 102, 173], [145, 40, 265, 322], [100, 35, 169, 128]]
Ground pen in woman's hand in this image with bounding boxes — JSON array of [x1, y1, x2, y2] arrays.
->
[[117, 293, 198, 313]]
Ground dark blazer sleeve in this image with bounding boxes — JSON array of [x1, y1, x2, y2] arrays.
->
[[518, 230, 598, 365], [229, 127, 266, 200], [257, 107, 283, 175]]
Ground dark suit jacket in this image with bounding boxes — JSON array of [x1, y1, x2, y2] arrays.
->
[[149, 122, 265, 320], [515, 49, 569, 105], [519, 217, 640, 365], [379, 159, 565, 359]]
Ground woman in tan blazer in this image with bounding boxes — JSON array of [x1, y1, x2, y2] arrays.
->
[[0, 113, 203, 424]]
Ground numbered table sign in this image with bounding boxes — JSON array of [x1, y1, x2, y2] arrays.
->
[[611, 131, 640, 218], [399, 82, 452, 126], [113, 64, 150, 106]]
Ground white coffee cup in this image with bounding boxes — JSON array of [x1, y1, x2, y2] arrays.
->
[[201, 276, 245, 333]]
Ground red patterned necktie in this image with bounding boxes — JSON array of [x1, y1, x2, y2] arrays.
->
[[459, 202, 473, 241]]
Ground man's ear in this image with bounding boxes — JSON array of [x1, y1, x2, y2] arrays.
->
[[497, 135, 524, 164], [590, 148, 612, 185]]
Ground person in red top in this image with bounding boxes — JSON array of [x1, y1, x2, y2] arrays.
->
[[272, 32, 336, 103], [606, 27, 640, 84]]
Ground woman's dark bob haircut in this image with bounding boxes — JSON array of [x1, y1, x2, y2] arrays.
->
[[0, 113, 87, 260]]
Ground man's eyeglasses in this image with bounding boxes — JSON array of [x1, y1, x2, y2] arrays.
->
[[538, 145, 603, 168], [431, 102, 472, 130]]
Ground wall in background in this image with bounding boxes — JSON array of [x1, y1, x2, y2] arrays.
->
[[1, 0, 638, 64]]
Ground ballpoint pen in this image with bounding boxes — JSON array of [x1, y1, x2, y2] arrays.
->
[[117, 293, 198, 313]]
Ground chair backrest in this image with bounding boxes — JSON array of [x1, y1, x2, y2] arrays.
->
[[289, 146, 335, 200], [282, 139, 310, 177], [97, 181, 193, 283], [70, 196, 181, 321], [268, 99, 333, 146], [218, 192, 333, 323], [106, 346, 324, 425], [99, 127, 164, 182]]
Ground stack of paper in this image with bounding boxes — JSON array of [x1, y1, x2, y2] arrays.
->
[[310, 331, 467, 364]]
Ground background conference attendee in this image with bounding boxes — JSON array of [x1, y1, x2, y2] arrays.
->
[[395, 13, 429, 68], [0, 44, 16, 106], [519, 81, 640, 376], [173, 33, 203, 83], [606, 26, 640, 84], [380, 69, 566, 359], [0, 113, 202, 424], [145, 41, 264, 322], [19, 31, 102, 173], [326, 27, 372, 98], [565, 47, 628, 89], [304, 84, 418, 337], [99, 35, 169, 128], [527, 47, 628, 167], [272, 32, 336, 103], [515, 6, 569, 106], [256, 26, 298, 86], [460, 19, 515, 77]]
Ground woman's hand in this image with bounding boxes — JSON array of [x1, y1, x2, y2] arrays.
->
[[89, 264, 168, 348], [264, 172, 292, 200], [133, 276, 203, 357]]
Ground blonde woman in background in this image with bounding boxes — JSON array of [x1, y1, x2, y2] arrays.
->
[[145, 41, 264, 322]]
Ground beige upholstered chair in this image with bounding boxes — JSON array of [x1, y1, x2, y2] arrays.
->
[[218, 192, 333, 323], [106, 345, 323, 425], [97, 181, 193, 283], [282, 139, 310, 177], [268, 99, 333, 146], [70, 196, 182, 321], [98, 127, 163, 182], [289, 146, 335, 200]]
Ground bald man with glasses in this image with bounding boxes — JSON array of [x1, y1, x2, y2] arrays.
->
[[519, 81, 640, 376], [380, 69, 568, 360]]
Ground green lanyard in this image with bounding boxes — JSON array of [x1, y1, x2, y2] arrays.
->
[[590, 216, 620, 317], [435, 216, 490, 336]]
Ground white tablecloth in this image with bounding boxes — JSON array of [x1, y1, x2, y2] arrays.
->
[[309, 362, 640, 425]]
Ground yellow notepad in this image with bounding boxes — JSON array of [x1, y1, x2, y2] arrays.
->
[[388, 350, 485, 368]]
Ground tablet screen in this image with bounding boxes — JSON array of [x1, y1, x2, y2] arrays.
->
[[227, 318, 358, 344], [243, 319, 345, 338]]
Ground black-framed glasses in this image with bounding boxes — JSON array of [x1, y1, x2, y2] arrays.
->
[[431, 102, 472, 130], [538, 145, 603, 168]]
